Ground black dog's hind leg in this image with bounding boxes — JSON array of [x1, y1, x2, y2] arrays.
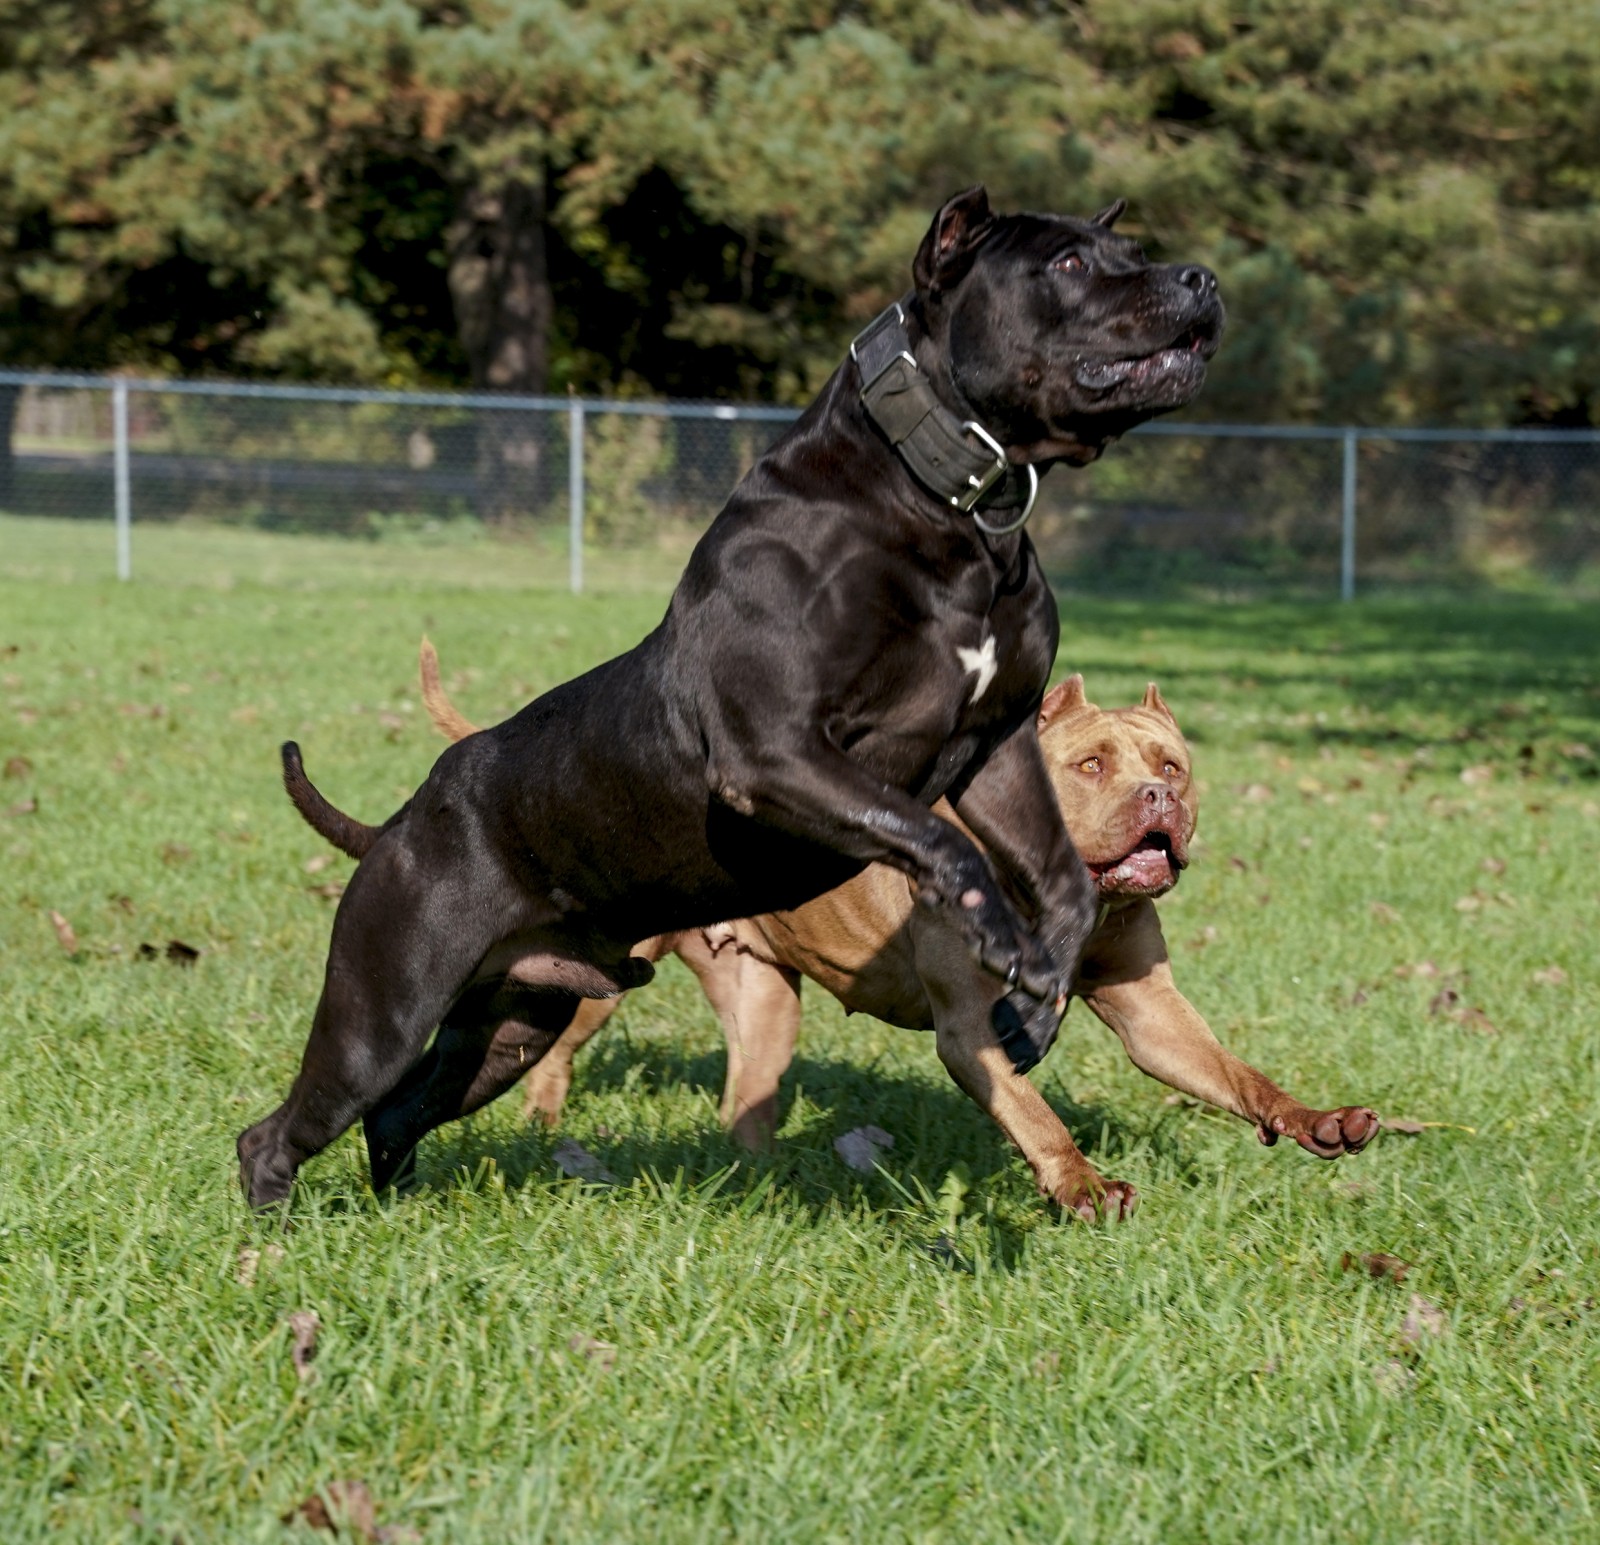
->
[[363, 982, 580, 1193], [236, 842, 522, 1209]]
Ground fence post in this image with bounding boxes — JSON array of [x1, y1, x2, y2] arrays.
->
[[568, 398, 585, 595], [1340, 429, 1357, 602], [113, 378, 132, 581]]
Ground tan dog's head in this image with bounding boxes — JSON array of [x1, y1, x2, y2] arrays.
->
[[1037, 675, 1196, 901]]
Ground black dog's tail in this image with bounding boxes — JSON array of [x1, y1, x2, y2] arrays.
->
[[281, 741, 381, 861]]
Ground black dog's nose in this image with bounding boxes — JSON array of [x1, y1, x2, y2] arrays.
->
[[1177, 265, 1216, 296]]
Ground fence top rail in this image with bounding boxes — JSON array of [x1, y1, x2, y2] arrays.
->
[[3, 366, 1599, 443]]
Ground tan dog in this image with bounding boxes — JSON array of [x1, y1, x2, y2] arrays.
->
[[411, 642, 1376, 1219]]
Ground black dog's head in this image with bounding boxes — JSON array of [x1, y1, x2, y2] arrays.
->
[[912, 186, 1225, 466]]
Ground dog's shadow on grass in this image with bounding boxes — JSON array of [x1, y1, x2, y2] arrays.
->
[[414, 1035, 1206, 1271]]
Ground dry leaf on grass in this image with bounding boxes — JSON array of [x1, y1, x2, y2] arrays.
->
[[566, 1333, 617, 1373], [552, 1139, 616, 1185], [1459, 764, 1494, 786], [303, 854, 333, 875], [236, 1242, 284, 1287], [1342, 1250, 1413, 1284], [1532, 965, 1568, 987], [5, 796, 37, 816], [287, 1310, 321, 1381], [159, 842, 192, 866], [1241, 783, 1275, 804], [834, 1125, 895, 1173], [1480, 856, 1507, 876], [307, 880, 345, 901], [138, 940, 199, 966], [1369, 901, 1400, 924], [1372, 1360, 1416, 1398], [48, 910, 79, 955], [1400, 1293, 1448, 1346], [285, 1479, 382, 1540], [3, 754, 31, 780]]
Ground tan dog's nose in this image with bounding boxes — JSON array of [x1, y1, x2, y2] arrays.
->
[[1136, 783, 1178, 817]]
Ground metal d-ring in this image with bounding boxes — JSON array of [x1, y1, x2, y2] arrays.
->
[[972, 463, 1038, 535]]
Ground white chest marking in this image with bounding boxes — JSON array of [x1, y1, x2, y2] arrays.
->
[[956, 634, 998, 705]]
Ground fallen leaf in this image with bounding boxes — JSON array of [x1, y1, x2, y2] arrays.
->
[[552, 1138, 616, 1185], [1532, 965, 1568, 986], [1342, 1250, 1412, 1283], [5, 797, 37, 816], [1480, 856, 1507, 876], [1459, 764, 1494, 786], [111, 894, 135, 914], [159, 842, 192, 866], [1349, 987, 1369, 1006], [308, 880, 345, 901], [834, 1125, 895, 1173], [3, 754, 31, 780], [1454, 893, 1481, 913], [1241, 783, 1274, 804], [287, 1309, 320, 1381], [1455, 1004, 1499, 1035], [1227, 855, 1249, 873], [48, 909, 79, 955], [1372, 1360, 1416, 1398], [235, 1242, 284, 1287], [567, 1333, 617, 1372], [1188, 924, 1220, 949], [287, 1480, 376, 1540], [304, 854, 333, 875], [1427, 988, 1461, 1015], [1561, 743, 1594, 761], [1400, 1293, 1448, 1346], [1369, 901, 1399, 924], [1367, 811, 1390, 830]]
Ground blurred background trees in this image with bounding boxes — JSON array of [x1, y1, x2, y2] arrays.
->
[[1, 0, 1595, 430]]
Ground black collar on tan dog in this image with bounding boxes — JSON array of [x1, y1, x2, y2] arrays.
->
[[851, 303, 1041, 534]]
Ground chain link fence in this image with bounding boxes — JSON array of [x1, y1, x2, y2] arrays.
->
[[3, 369, 1597, 597]]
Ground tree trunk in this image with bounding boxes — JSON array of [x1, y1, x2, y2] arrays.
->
[[0, 384, 20, 514], [447, 175, 554, 524]]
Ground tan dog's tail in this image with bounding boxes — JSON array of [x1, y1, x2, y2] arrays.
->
[[419, 636, 481, 743], [281, 742, 380, 861]]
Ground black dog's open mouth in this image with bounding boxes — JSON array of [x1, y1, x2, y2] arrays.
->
[[1087, 829, 1185, 894], [1073, 317, 1223, 395]]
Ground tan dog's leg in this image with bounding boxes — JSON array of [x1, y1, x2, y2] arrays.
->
[[519, 935, 675, 1126], [1079, 902, 1377, 1158], [914, 928, 1137, 1222], [674, 929, 801, 1150]]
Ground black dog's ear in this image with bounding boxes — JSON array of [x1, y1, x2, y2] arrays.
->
[[913, 185, 994, 295], [1090, 198, 1128, 229]]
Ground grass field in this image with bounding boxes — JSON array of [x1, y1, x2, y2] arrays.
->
[[2, 516, 1598, 1541]]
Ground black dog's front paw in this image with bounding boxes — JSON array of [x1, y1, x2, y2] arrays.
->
[[991, 987, 1066, 1075]]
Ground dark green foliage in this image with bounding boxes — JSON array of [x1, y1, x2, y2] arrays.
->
[[0, 1, 1595, 422]]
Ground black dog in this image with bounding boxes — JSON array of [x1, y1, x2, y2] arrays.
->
[[239, 186, 1223, 1206]]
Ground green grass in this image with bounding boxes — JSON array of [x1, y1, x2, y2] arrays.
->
[[2, 524, 1598, 1541]]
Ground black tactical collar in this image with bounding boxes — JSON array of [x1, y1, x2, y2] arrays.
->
[[850, 302, 1040, 534]]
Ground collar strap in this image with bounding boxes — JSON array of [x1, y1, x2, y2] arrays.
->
[[851, 303, 1039, 534]]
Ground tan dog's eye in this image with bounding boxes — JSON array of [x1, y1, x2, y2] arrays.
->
[[1080, 756, 1102, 774], [1163, 761, 1183, 779]]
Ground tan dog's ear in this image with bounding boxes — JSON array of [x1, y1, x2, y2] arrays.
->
[[1039, 674, 1089, 729], [1141, 681, 1179, 727]]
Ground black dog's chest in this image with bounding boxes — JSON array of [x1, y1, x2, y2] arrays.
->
[[829, 561, 1054, 787]]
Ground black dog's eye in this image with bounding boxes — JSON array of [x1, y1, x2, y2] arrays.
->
[[1053, 252, 1086, 274]]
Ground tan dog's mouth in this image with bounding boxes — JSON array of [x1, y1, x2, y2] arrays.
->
[[1088, 831, 1183, 896]]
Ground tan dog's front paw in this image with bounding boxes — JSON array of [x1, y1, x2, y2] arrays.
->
[[1257, 1105, 1378, 1159], [1056, 1175, 1139, 1224]]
